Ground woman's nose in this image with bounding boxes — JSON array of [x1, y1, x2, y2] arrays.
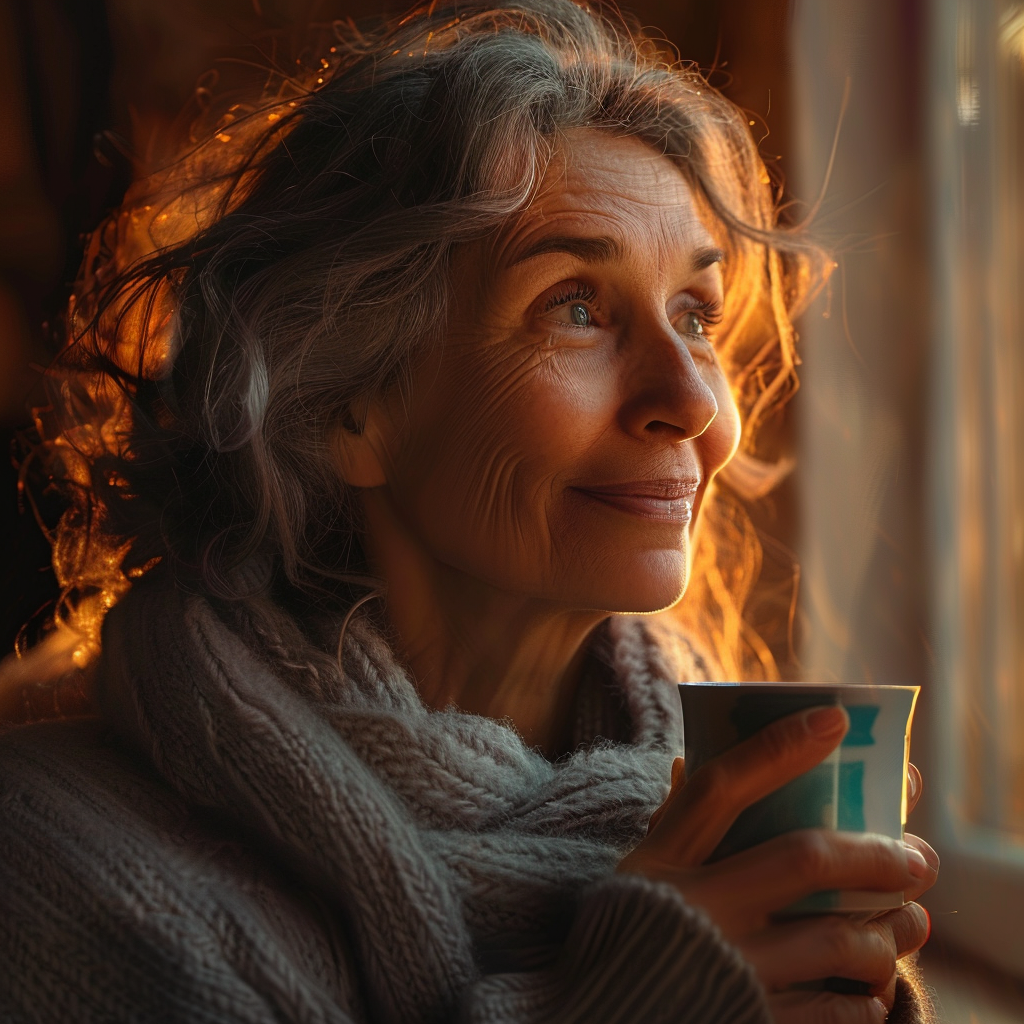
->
[[617, 320, 719, 442]]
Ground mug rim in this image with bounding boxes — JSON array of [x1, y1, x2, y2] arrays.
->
[[678, 681, 921, 693]]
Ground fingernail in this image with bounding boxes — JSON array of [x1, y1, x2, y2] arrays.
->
[[920, 842, 940, 872], [873, 997, 889, 1020], [804, 705, 847, 737], [907, 769, 918, 800], [905, 844, 930, 878]]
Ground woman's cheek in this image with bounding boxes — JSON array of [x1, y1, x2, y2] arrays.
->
[[417, 357, 563, 509], [531, 345, 621, 434]]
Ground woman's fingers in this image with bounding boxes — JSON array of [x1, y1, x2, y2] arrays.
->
[[906, 763, 923, 815], [742, 906, 927, 1003], [769, 991, 888, 1024], [684, 830, 936, 928], [901, 834, 940, 902], [876, 902, 931, 959], [651, 705, 849, 865], [741, 914, 896, 993]]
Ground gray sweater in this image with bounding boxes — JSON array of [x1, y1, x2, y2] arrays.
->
[[0, 572, 930, 1022]]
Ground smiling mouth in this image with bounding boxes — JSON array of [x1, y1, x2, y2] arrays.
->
[[573, 479, 699, 523]]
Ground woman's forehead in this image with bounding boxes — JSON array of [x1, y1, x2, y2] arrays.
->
[[498, 130, 720, 267]]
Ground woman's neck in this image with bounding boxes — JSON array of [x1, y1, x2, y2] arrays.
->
[[360, 490, 607, 758]]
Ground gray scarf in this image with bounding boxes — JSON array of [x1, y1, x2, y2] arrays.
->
[[2, 568, 772, 1023]]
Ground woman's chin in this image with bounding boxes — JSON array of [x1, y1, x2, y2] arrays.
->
[[607, 586, 688, 616], [571, 551, 689, 615]]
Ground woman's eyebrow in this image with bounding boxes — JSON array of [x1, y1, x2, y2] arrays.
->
[[692, 246, 726, 271], [507, 234, 725, 274], [508, 234, 623, 267]]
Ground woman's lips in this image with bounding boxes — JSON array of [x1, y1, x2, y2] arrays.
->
[[573, 479, 699, 523]]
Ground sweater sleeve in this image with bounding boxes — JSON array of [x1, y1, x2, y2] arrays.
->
[[461, 873, 770, 1024], [0, 720, 366, 1024], [2, 726, 762, 1024]]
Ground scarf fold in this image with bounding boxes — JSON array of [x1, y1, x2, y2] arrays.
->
[[3, 566, 779, 1023], [97, 571, 694, 1019]]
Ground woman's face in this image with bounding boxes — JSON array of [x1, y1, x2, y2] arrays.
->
[[362, 129, 741, 614]]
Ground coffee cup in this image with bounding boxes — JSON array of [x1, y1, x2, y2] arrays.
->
[[677, 682, 919, 913]]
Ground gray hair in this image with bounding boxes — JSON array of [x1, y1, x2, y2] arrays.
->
[[58, 0, 822, 650]]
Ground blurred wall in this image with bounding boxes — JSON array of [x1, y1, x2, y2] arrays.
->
[[0, 0, 121, 659]]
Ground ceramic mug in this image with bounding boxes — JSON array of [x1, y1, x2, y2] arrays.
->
[[678, 682, 920, 913]]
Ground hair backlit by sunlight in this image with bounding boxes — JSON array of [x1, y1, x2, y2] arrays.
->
[[7, 0, 829, 710]]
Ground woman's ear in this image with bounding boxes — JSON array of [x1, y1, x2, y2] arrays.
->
[[330, 399, 389, 489]]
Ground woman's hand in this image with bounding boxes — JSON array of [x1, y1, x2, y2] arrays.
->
[[618, 706, 939, 1022]]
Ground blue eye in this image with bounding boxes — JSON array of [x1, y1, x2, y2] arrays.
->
[[676, 298, 723, 338], [680, 311, 704, 336], [569, 303, 591, 327], [544, 283, 597, 329]]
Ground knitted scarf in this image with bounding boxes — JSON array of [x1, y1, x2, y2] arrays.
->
[[0, 567, 932, 1023]]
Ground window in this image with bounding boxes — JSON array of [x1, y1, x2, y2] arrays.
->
[[785, 0, 1024, 981], [925, 0, 1024, 976]]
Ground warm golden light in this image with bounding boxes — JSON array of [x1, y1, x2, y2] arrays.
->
[[2, 22, 816, 715]]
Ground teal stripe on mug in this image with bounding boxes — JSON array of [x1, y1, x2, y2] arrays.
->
[[839, 761, 866, 831], [842, 706, 879, 747], [786, 889, 841, 913]]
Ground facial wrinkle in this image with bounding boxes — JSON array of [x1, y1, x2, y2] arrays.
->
[[351, 130, 742, 754]]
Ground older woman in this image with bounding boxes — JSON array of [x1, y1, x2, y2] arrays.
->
[[0, 2, 936, 1022]]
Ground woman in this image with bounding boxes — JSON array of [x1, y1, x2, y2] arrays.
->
[[0, 2, 937, 1022]]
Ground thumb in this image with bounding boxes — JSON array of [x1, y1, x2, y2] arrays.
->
[[652, 704, 849, 866], [647, 757, 686, 834]]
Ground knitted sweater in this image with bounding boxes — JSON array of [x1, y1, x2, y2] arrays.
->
[[0, 570, 932, 1023]]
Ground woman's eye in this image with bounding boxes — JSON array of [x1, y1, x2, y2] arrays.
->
[[678, 310, 705, 337], [567, 303, 591, 328], [542, 285, 597, 330]]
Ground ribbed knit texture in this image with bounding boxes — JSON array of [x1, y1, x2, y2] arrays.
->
[[0, 568, 930, 1023]]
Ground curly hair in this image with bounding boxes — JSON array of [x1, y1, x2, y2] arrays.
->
[[23, 0, 826, 691]]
